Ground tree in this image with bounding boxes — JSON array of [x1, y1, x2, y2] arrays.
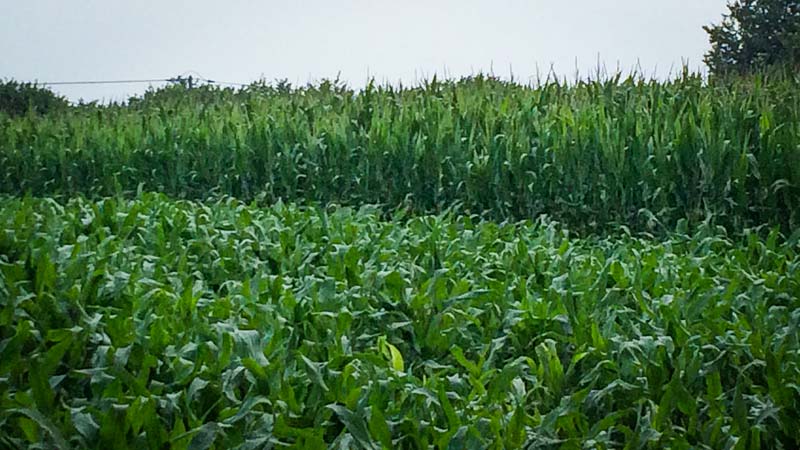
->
[[0, 80, 69, 117], [704, 0, 800, 75]]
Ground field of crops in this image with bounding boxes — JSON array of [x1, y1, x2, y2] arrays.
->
[[0, 194, 796, 449], [2, 74, 799, 231], [1, 74, 799, 449]]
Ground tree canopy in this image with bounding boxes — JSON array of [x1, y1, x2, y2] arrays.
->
[[0, 80, 69, 117], [704, 0, 800, 74]]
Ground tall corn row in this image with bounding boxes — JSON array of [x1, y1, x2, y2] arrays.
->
[[1, 72, 798, 231]]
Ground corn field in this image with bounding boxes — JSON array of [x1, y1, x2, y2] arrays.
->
[[1, 73, 799, 231], [0, 73, 799, 449]]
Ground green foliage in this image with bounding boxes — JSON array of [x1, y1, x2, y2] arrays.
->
[[0, 80, 69, 117], [704, 0, 800, 75], [0, 194, 798, 448], [2, 73, 799, 232], [126, 80, 238, 110]]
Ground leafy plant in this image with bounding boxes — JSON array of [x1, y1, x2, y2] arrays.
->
[[0, 194, 798, 448]]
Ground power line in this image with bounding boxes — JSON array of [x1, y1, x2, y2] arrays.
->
[[38, 78, 172, 86], [210, 79, 248, 86], [208, 80, 249, 87], [35, 75, 250, 87], [184, 73, 249, 87]]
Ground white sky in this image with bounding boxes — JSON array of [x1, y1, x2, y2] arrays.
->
[[1, 0, 730, 102]]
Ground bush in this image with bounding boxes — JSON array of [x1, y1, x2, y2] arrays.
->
[[0, 80, 69, 117]]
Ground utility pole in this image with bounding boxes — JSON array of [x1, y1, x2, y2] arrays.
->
[[167, 76, 195, 89]]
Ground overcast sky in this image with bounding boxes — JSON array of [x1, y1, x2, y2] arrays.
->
[[1, 0, 729, 102]]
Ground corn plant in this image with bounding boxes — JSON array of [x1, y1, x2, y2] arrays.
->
[[1, 194, 798, 449], [1, 71, 798, 233]]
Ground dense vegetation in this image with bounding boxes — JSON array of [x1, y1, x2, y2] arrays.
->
[[2, 73, 799, 233], [1, 195, 798, 449], [704, 0, 800, 75], [0, 80, 70, 118], [1, 70, 799, 448]]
